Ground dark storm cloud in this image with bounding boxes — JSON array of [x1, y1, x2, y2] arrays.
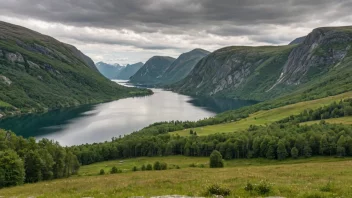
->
[[0, 0, 350, 32]]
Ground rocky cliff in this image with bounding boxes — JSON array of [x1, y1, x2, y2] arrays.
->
[[115, 62, 144, 80], [129, 56, 175, 84], [174, 26, 352, 101]]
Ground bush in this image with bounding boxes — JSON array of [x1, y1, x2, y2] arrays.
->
[[99, 169, 105, 175], [141, 164, 146, 171], [146, 164, 153, 171], [110, 166, 121, 174], [244, 181, 254, 193], [210, 150, 224, 168], [132, 166, 138, 172], [205, 184, 231, 196], [255, 180, 271, 195], [189, 163, 197, 167], [153, 161, 161, 170], [160, 162, 167, 170]]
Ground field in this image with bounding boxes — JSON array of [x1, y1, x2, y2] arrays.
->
[[171, 91, 352, 136], [0, 156, 351, 198]]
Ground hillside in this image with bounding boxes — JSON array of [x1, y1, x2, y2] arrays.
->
[[129, 56, 175, 84], [0, 21, 150, 117], [96, 62, 124, 79], [158, 48, 210, 85], [173, 26, 352, 101], [115, 62, 143, 80]]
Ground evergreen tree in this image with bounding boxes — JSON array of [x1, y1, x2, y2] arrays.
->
[[210, 150, 224, 168]]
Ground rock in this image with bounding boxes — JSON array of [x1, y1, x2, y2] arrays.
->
[[0, 113, 3, 118], [27, 61, 40, 69], [0, 75, 12, 85], [5, 52, 24, 63]]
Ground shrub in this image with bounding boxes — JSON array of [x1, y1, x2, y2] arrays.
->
[[99, 169, 105, 175], [244, 181, 254, 193], [255, 180, 271, 195], [141, 164, 146, 171], [132, 166, 138, 172], [189, 163, 197, 167], [205, 184, 231, 196], [160, 162, 167, 170], [153, 161, 161, 170], [146, 164, 153, 171], [210, 150, 224, 168], [110, 166, 121, 174]]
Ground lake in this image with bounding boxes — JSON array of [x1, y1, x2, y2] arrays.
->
[[0, 80, 256, 145]]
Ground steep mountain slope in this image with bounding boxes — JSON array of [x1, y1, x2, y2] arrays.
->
[[159, 48, 210, 85], [129, 56, 175, 84], [115, 62, 143, 80], [96, 62, 124, 79], [0, 21, 150, 117], [174, 26, 352, 101], [289, 36, 306, 45]]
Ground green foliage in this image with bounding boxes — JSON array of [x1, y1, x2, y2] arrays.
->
[[132, 166, 138, 172], [320, 180, 333, 192], [209, 150, 224, 168], [0, 130, 79, 188], [110, 166, 121, 174], [255, 180, 272, 195], [0, 150, 25, 188], [153, 161, 167, 170], [99, 169, 105, 175], [277, 140, 288, 160], [291, 147, 299, 159], [141, 164, 146, 171], [146, 164, 153, 171], [205, 184, 231, 196], [244, 182, 254, 193]]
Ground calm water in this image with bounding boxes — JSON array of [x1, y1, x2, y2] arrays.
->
[[0, 80, 256, 145]]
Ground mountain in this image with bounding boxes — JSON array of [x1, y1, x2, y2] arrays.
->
[[96, 62, 124, 79], [115, 62, 143, 80], [173, 26, 352, 101], [0, 21, 150, 117], [289, 36, 307, 45], [129, 56, 175, 84], [158, 48, 210, 85]]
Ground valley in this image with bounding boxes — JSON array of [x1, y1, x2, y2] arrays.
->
[[1, 5, 352, 198]]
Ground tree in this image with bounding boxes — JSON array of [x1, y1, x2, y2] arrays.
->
[[0, 150, 25, 187], [153, 161, 161, 170], [141, 164, 146, 171], [277, 140, 288, 160], [99, 169, 105, 175], [303, 144, 312, 158], [24, 151, 43, 183], [210, 150, 224, 168], [291, 147, 299, 159], [337, 135, 346, 157], [146, 164, 153, 170], [110, 166, 118, 174]]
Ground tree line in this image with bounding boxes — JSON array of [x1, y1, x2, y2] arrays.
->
[[71, 122, 352, 166], [0, 130, 80, 188], [279, 99, 352, 124]]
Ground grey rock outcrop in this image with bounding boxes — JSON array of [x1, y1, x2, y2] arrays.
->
[[5, 52, 24, 63], [0, 75, 12, 85]]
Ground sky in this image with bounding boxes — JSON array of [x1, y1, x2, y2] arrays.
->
[[0, 0, 351, 65]]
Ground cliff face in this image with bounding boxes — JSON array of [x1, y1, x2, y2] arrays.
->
[[174, 26, 352, 101], [129, 56, 175, 84]]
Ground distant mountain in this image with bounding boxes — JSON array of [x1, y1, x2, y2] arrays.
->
[[289, 36, 307, 45], [115, 62, 144, 80], [173, 26, 352, 101], [159, 48, 210, 85], [129, 56, 175, 84], [0, 21, 150, 117], [96, 62, 124, 79]]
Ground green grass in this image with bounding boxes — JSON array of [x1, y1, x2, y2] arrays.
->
[[301, 116, 352, 126], [0, 100, 12, 108], [172, 91, 352, 136], [1, 156, 352, 198]]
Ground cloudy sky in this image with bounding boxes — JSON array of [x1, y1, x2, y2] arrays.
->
[[0, 0, 351, 65]]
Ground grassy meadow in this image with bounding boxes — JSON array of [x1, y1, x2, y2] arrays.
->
[[171, 91, 352, 136], [0, 156, 351, 198]]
